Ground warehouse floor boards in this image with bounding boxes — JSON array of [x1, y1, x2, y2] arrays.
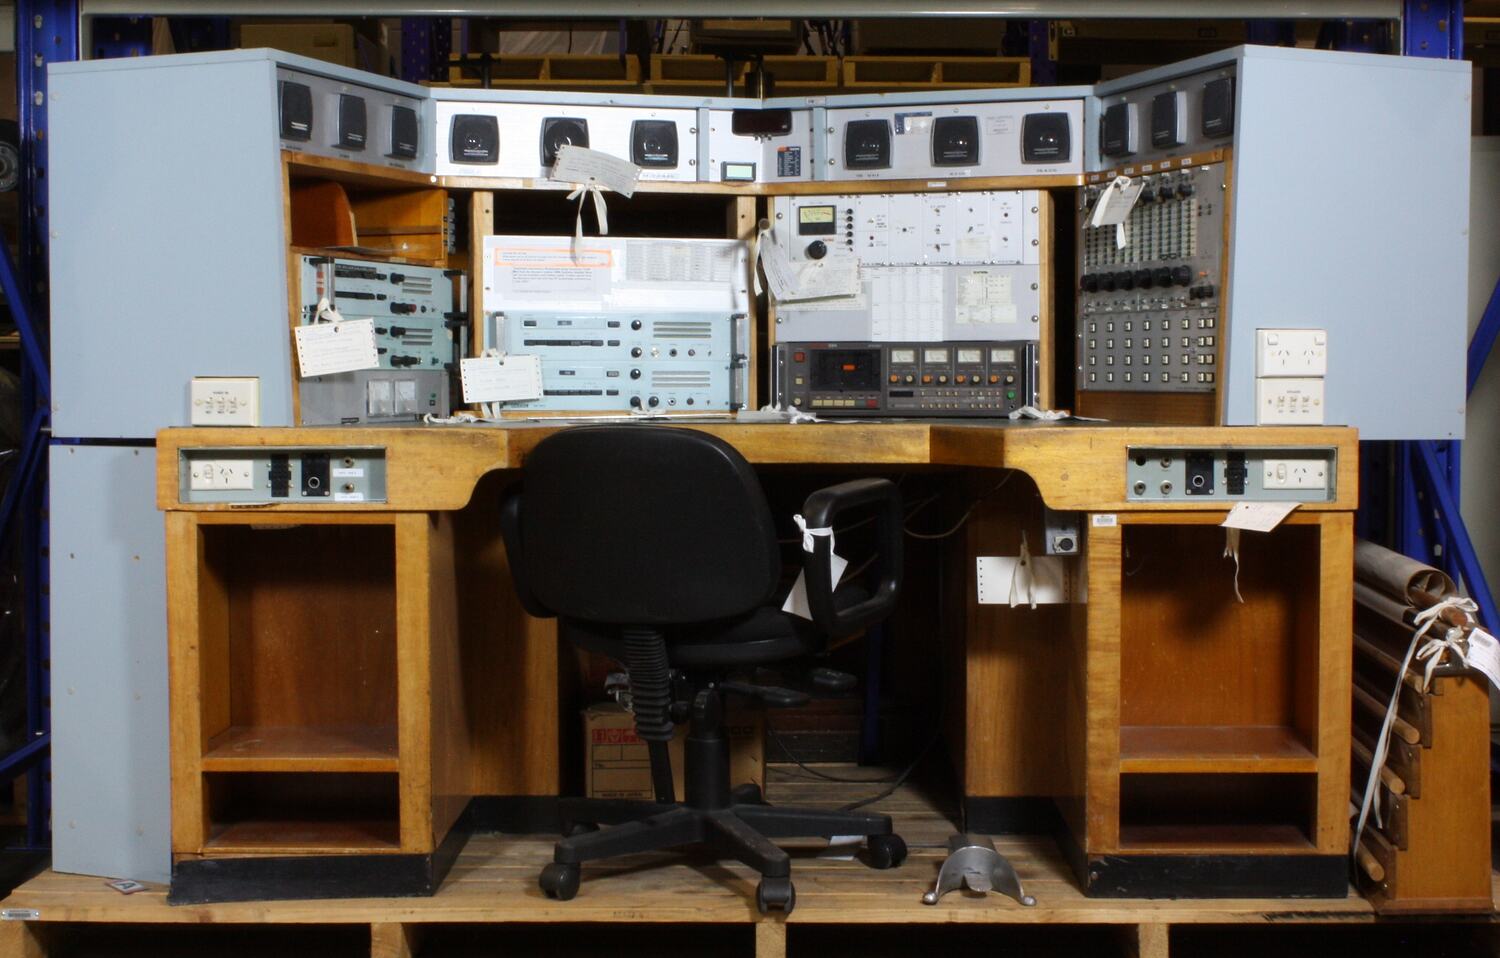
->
[[2, 767, 1496, 958]]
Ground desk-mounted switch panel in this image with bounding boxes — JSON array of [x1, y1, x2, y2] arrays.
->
[[179, 447, 387, 505], [1125, 447, 1336, 502]]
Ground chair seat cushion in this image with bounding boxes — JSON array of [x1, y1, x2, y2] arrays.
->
[[561, 583, 870, 669]]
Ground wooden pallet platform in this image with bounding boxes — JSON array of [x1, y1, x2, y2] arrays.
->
[[3, 769, 1495, 958]]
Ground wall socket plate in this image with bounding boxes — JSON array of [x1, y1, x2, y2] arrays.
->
[[187, 459, 255, 491], [1256, 328, 1328, 377], [1262, 458, 1328, 490], [191, 377, 260, 426], [1255, 376, 1325, 425]]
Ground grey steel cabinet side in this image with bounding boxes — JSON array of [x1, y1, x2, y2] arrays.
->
[[50, 57, 292, 439]]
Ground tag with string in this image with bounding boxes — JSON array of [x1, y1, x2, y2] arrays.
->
[[1464, 627, 1500, 689], [549, 145, 639, 255], [1222, 528, 1245, 604], [782, 514, 848, 620], [293, 300, 378, 378], [750, 218, 771, 296]]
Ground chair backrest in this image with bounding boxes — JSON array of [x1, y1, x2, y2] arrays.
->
[[507, 425, 782, 625]]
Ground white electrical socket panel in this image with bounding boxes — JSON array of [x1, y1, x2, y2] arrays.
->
[[1262, 458, 1328, 490], [1255, 376, 1326, 425], [187, 459, 255, 491], [191, 377, 260, 426], [1256, 328, 1328, 377]]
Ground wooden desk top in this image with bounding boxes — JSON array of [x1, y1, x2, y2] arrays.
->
[[157, 420, 1358, 514]]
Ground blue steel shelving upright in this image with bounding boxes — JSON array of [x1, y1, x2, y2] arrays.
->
[[0, 0, 78, 851]]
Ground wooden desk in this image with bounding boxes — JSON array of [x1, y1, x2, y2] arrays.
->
[[157, 420, 1357, 901]]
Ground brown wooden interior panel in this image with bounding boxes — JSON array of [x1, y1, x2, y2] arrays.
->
[[453, 472, 563, 796], [1037, 191, 1054, 409], [961, 480, 1085, 799], [1075, 390, 1217, 426], [1118, 522, 1319, 731], [197, 524, 232, 749], [211, 524, 398, 730], [203, 772, 401, 854], [167, 513, 212, 854], [1311, 513, 1353, 853], [288, 180, 356, 249], [350, 187, 448, 262], [1083, 521, 1123, 853], [427, 512, 471, 849], [1117, 772, 1317, 851], [394, 514, 434, 853]]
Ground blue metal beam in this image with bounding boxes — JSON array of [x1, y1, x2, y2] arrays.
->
[[16, 0, 80, 854], [1027, 21, 1056, 86], [1414, 439, 1499, 629], [1404, 0, 1463, 57], [0, 733, 50, 783], [1469, 276, 1500, 397]]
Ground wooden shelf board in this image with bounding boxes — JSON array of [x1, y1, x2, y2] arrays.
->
[[201, 726, 398, 773], [1116, 823, 1316, 855], [1118, 725, 1317, 774], [437, 173, 1083, 195], [284, 151, 438, 190], [203, 818, 401, 856]]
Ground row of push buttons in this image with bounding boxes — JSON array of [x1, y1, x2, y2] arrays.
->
[[888, 373, 1018, 385], [1087, 370, 1215, 384]]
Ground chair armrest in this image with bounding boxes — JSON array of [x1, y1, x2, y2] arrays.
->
[[799, 478, 902, 637], [498, 486, 555, 619]]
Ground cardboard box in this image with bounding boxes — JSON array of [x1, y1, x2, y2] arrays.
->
[[240, 22, 389, 74], [584, 700, 763, 801]]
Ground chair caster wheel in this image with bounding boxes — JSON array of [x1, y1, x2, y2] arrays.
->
[[732, 783, 765, 805], [756, 876, 796, 915], [867, 834, 908, 870], [564, 821, 599, 837], [540, 862, 581, 900]]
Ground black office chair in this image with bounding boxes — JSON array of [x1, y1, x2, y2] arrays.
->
[[499, 425, 908, 914]]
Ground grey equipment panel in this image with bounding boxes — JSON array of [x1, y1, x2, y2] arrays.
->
[[296, 256, 466, 425], [51, 445, 171, 883], [1124, 446, 1337, 502], [774, 340, 1035, 417], [1076, 163, 1226, 392], [771, 192, 1042, 345], [178, 446, 388, 505], [490, 310, 747, 412]]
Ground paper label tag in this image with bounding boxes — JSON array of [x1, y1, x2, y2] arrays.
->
[[1088, 175, 1144, 229], [763, 246, 861, 304], [331, 467, 364, 479], [550, 144, 640, 198], [793, 257, 861, 301], [760, 239, 800, 301], [1221, 500, 1300, 533], [1465, 628, 1500, 689], [461, 354, 544, 404], [782, 551, 849, 621], [975, 555, 1086, 605], [293, 319, 379, 378], [1091, 514, 1118, 527], [333, 491, 366, 503]]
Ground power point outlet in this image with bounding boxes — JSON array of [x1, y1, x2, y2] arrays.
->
[[1263, 458, 1328, 490], [1256, 328, 1327, 377], [191, 377, 260, 426], [1255, 377, 1325, 425], [188, 459, 255, 491]]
